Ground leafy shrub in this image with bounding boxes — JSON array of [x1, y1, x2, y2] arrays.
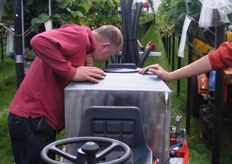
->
[[156, 0, 201, 37]]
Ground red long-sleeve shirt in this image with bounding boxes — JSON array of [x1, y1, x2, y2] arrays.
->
[[9, 24, 96, 132], [208, 41, 232, 70]]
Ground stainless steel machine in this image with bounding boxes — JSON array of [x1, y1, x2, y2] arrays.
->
[[64, 72, 172, 163]]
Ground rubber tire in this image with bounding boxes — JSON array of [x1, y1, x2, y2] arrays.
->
[[199, 104, 214, 143]]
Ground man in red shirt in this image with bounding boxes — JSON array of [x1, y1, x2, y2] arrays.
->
[[139, 41, 232, 81], [8, 24, 123, 164]]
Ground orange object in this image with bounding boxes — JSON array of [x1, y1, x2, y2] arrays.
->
[[197, 73, 209, 94], [223, 68, 232, 103], [170, 137, 189, 164]]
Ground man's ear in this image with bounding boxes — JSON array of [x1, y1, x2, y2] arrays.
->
[[103, 42, 110, 49]]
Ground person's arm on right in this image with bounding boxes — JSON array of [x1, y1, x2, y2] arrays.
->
[[139, 41, 232, 81], [139, 55, 212, 81]]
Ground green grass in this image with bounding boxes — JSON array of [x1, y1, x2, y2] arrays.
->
[[0, 57, 17, 164], [0, 23, 231, 163]]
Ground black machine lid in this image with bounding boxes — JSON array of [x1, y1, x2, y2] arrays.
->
[[102, 63, 141, 73]]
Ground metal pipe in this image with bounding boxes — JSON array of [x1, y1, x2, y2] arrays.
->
[[13, 0, 24, 88], [48, 0, 51, 16]]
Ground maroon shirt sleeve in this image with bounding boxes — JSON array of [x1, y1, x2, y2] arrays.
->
[[30, 24, 92, 81], [208, 41, 232, 70]]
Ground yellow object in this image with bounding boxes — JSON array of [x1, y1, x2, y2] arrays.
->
[[192, 38, 214, 54], [227, 31, 232, 42]]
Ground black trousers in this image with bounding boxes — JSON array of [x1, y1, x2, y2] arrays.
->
[[8, 113, 56, 164]]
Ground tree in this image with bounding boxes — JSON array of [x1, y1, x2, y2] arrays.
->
[[2, 0, 120, 29]]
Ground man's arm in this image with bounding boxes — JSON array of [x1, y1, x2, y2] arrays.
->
[[30, 34, 77, 81], [31, 33, 106, 83]]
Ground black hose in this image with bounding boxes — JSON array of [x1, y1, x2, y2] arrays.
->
[[133, 2, 143, 63], [137, 46, 151, 68], [126, 0, 136, 63], [120, 0, 144, 65], [120, 0, 127, 63]]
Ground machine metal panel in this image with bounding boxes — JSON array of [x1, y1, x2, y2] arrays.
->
[[65, 73, 172, 163]]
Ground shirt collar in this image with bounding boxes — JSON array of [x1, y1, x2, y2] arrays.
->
[[83, 25, 96, 52]]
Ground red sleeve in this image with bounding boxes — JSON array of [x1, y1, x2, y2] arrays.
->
[[30, 34, 77, 81], [208, 41, 232, 70]]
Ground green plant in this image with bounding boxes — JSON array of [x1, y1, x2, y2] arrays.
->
[[2, 0, 120, 29], [81, 0, 121, 29], [25, 0, 92, 27], [2, 0, 155, 35], [138, 12, 154, 26], [155, 0, 178, 37], [156, 0, 202, 37]]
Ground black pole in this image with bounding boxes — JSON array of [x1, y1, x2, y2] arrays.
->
[[162, 34, 166, 52], [168, 36, 171, 65], [14, 0, 24, 88], [186, 36, 193, 134], [166, 35, 168, 57], [1, 32, 3, 63], [211, 24, 225, 164], [168, 36, 172, 65], [177, 34, 181, 97], [172, 33, 175, 71]]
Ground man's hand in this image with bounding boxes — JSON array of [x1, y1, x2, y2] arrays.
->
[[85, 53, 94, 66], [73, 66, 106, 83]]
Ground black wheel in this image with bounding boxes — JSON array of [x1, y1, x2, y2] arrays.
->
[[191, 76, 205, 117], [41, 137, 132, 164], [199, 105, 214, 143]]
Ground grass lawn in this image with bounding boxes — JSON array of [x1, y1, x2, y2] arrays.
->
[[0, 23, 231, 163], [0, 57, 17, 163]]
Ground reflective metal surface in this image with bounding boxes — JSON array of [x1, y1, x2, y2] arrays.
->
[[65, 73, 172, 163]]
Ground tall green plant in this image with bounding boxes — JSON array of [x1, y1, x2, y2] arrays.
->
[[81, 0, 121, 29], [2, 0, 120, 29], [156, 0, 201, 37]]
